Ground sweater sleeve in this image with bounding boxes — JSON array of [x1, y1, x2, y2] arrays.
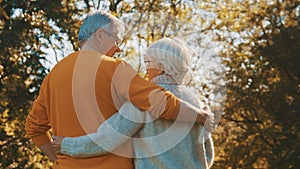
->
[[61, 102, 145, 158], [112, 61, 180, 119], [112, 61, 202, 122], [25, 77, 52, 147]]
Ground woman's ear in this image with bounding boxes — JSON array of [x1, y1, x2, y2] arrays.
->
[[159, 63, 164, 71]]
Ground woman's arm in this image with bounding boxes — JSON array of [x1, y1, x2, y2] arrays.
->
[[54, 102, 145, 158]]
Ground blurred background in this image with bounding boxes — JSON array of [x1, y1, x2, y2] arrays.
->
[[0, 0, 299, 168]]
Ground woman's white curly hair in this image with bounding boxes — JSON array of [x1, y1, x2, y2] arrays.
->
[[145, 38, 193, 84]]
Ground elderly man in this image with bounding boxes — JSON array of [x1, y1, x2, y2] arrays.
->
[[25, 10, 214, 169]]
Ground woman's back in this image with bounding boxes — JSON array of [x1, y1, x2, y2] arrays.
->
[[133, 74, 213, 169]]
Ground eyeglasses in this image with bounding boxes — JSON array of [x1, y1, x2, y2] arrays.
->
[[103, 29, 122, 47], [144, 60, 150, 67]]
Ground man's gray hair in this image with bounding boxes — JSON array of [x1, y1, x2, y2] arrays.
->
[[78, 10, 125, 43]]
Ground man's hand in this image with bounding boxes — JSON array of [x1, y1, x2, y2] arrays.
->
[[52, 136, 64, 155], [38, 141, 56, 162]]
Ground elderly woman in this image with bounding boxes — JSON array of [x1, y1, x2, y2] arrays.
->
[[53, 38, 214, 169]]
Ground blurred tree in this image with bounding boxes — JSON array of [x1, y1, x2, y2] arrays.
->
[[0, 0, 85, 168], [199, 0, 300, 168]]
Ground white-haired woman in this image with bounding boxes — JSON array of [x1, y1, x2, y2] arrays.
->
[[53, 38, 215, 169]]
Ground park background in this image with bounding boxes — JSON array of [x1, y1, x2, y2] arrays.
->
[[0, 0, 299, 168]]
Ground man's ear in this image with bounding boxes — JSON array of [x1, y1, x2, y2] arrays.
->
[[95, 29, 103, 39]]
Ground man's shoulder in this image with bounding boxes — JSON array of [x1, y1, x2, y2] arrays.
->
[[99, 55, 131, 68], [47, 51, 78, 73], [100, 54, 119, 63], [56, 51, 125, 66]]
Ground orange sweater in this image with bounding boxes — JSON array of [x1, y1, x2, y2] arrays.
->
[[25, 51, 180, 169]]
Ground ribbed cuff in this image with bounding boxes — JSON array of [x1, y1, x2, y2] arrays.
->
[[32, 133, 51, 147], [61, 137, 74, 155]]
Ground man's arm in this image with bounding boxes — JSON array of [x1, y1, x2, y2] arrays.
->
[[113, 61, 214, 131], [25, 76, 56, 161], [39, 141, 56, 162], [26, 99, 55, 161], [53, 102, 145, 158]]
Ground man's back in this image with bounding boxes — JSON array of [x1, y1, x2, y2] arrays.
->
[[27, 51, 134, 169]]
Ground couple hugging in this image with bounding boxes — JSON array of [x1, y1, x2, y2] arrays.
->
[[26, 10, 216, 169]]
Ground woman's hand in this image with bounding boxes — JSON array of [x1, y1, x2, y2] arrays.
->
[[52, 136, 64, 155]]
